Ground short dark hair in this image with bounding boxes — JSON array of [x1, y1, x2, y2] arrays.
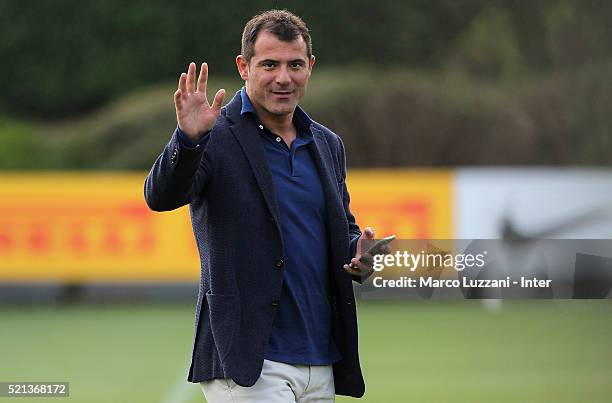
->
[[241, 9, 312, 62]]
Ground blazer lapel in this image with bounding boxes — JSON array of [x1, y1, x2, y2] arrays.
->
[[225, 92, 282, 234], [309, 127, 345, 220], [231, 120, 283, 230]]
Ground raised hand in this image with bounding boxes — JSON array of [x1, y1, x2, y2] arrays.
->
[[174, 62, 225, 141]]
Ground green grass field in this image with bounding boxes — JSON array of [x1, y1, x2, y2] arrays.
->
[[1, 300, 610, 402]]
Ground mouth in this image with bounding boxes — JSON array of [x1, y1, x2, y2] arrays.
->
[[271, 90, 294, 98]]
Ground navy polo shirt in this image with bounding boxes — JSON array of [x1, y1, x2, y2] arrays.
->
[[240, 87, 341, 365]]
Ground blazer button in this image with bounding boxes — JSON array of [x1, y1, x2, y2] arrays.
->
[[275, 259, 284, 268], [271, 300, 279, 307]]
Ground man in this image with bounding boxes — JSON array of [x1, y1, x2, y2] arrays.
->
[[145, 9, 375, 402]]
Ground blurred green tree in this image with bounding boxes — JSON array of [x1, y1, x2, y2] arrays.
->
[[0, 0, 487, 118]]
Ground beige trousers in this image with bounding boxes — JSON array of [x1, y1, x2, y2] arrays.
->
[[200, 359, 335, 403]]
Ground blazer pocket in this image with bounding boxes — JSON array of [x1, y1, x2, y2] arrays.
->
[[206, 292, 240, 364]]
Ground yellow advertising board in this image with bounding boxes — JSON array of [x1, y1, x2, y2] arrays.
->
[[0, 173, 198, 282], [0, 170, 452, 283], [347, 169, 452, 240]]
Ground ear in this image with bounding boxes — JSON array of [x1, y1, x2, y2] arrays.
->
[[236, 55, 249, 81], [308, 55, 316, 72]]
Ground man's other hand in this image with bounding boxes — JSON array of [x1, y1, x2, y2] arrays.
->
[[344, 227, 377, 277], [174, 62, 225, 141]]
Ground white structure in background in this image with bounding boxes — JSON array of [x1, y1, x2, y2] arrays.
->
[[454, 168, 612, 299], [455, 168, 612, 239]]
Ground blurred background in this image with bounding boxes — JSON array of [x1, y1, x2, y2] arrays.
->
[[0, 1, 610, 402]]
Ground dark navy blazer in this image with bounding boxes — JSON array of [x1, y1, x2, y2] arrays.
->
[[144, 90, 365, 397]]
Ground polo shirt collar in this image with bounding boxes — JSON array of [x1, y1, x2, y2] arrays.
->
[[239, 87, 313, 135]]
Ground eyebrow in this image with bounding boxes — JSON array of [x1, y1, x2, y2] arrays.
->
[[257, 59, 306, 66]]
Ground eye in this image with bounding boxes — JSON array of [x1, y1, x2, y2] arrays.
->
[[262, 62, 276, 69], [290, 62, 303, 69]]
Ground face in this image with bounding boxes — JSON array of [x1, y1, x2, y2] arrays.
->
[[236, 30, 315, 119]]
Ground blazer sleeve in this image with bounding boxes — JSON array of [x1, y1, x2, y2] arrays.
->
[[144, 126, 213, 211]]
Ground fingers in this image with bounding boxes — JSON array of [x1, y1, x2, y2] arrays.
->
[[174, 89, 182, 110], [343, 262, 359, 275], [211, 89, 225, 113], [176, 72, 186, 111], [197, 62, 208, 95], [178, 72, 187, 94], [186, 62, 196, 93], [178, 63, 197, 94], [343, 258, 373, 276], [364, 227, 375, 239], [347, 258, 363, 271]]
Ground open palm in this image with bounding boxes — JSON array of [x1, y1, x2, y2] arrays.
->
[[174, 62, 225, 141]]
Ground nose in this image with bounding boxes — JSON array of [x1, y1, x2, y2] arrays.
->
[[275, 65, 291, 86]]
